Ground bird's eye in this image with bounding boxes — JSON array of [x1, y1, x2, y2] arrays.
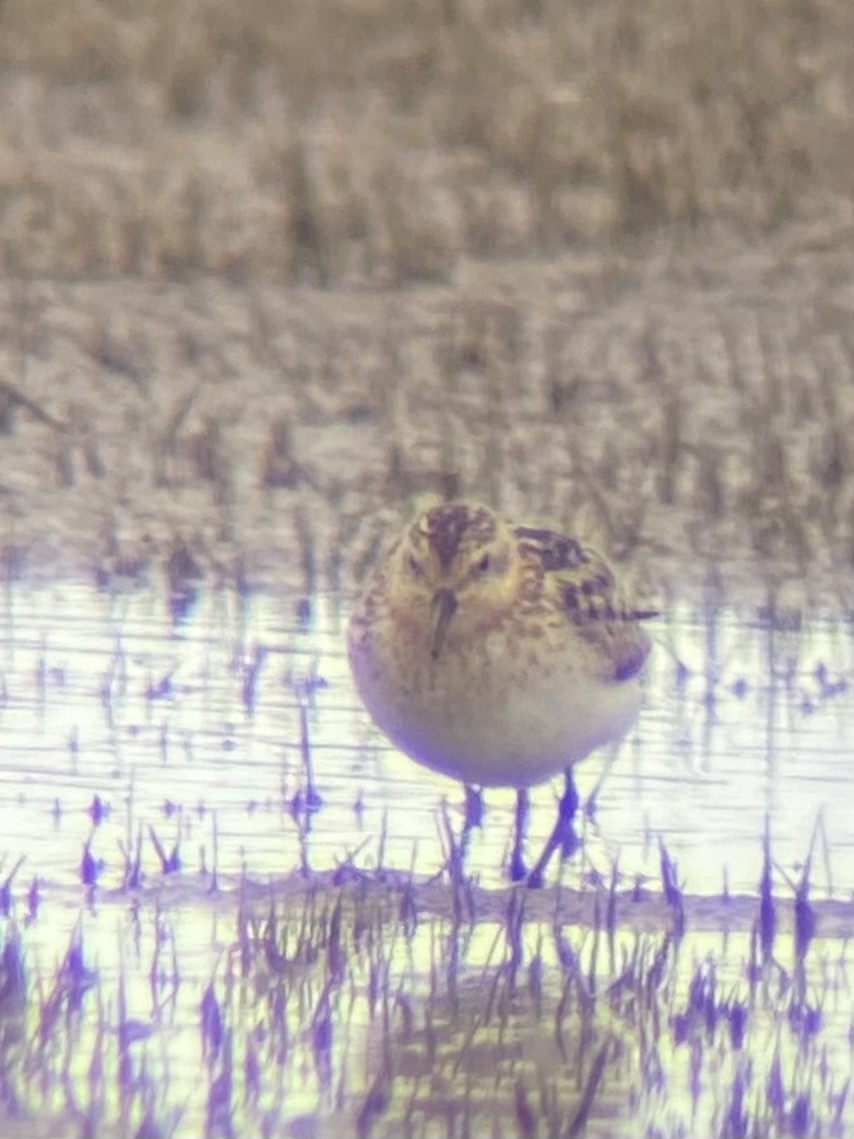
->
[[474, 553, 491, 575], [405, 554, 424, 577]]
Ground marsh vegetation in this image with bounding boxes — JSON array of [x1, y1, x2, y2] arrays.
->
[[0, 0, 852, 1134]]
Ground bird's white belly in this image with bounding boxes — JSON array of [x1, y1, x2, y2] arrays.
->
[[354, 633, 643, 788]]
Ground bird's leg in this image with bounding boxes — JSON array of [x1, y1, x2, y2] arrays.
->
[[458, 783, 483, 867], [463, 784, 484, 829], [527, 769, 580, 889], [509, 788, 528, 881]]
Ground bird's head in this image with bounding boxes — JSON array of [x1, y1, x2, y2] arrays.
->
[[389, 502, 521, 658]]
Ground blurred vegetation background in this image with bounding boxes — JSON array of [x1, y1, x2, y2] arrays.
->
[[0, 0, 852, 605], [0, 0, 851, 281]]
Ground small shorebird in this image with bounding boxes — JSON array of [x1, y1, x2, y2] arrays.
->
[[347, 501, 655, 885]]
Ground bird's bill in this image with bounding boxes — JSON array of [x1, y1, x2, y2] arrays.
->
[[430, 588, 458, 659]]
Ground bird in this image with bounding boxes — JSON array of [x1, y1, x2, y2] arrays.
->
[[347, 500, 655, 886]]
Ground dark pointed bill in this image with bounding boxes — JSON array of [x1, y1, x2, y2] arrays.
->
[[430, 588, 458, 659]]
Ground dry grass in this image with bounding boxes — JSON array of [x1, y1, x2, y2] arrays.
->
[[0, 0, 852, 607], [0, 235, 850, 606], [0, 0, 851, 283]]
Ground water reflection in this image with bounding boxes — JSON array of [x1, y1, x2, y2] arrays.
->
[[1, 578, 852, 1135], [0, 581, 851, 898], [10, 871, 848, 1138]]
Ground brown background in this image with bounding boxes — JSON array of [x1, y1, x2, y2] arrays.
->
[[0, 0, 852, 606]]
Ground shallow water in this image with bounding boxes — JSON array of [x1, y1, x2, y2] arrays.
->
[[0, 580, 851, 898], [1, 579, 853, 1136]]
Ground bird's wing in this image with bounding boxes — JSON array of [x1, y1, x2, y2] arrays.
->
[[514, 524, 656, 682]]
